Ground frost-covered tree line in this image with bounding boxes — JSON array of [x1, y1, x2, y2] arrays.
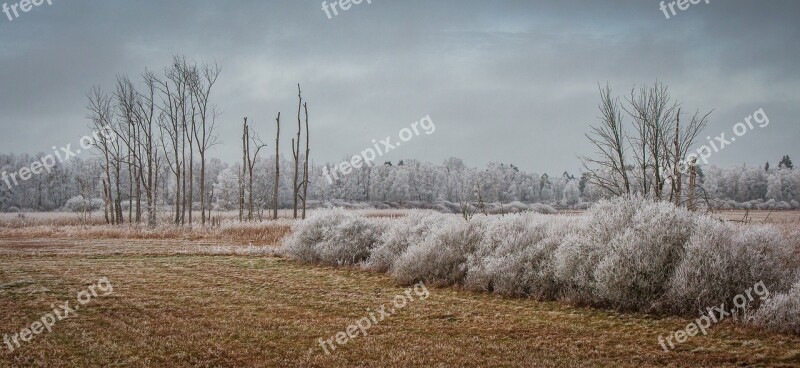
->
[[704, 162, 800, 209], [2, 152, 797, 214], [3, 72, 798, 219]]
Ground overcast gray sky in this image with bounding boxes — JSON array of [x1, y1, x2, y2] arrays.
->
[[0, 0, 797, 174]]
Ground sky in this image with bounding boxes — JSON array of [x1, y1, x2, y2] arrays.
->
[[0, 0, 798, 175]]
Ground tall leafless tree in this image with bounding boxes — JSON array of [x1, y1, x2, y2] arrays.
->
[[302, 102, 310, 219], [86, 86, 123, 224], [625, 82, 678, 199], [155, 57, 196, 226], [240, 117, 267, 221], [668, 108, 711, 206], [580, 84, 631, 196], [292, 84, 302, 219], [240, 118, 247, 222], [273, 112, 280, 220], [190, 62, 221, 226], [138, 71, 160, 227]]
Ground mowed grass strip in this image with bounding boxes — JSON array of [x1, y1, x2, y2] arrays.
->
[[1, 241, 799, 367]]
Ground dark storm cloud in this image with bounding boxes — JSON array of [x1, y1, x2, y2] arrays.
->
[[0, 0, 797, 173]]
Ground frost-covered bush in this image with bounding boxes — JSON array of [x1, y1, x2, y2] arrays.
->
[[63, 196, 104, 213], [464, 214, 541, 293], [283, 209, 386, 266], [584, 197, 641, 243], [552, 232, 604, 305], [552, 197, 639, 305], [665, 217, 795, 315], [464, 214, 563, 298], [751, 280, 800, 335], [594, 201, 695, 311], [365, 210, 453, 272], [504, 201, 529, 213], [391, 217, 486, 287], [528, 203, 558, 215], [284, 209, 350, 263]]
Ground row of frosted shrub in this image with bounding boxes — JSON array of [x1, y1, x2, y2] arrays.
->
[[283, 197, 800, 335]]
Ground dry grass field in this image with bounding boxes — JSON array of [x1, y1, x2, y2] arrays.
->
[[1, 211, 799, 367]]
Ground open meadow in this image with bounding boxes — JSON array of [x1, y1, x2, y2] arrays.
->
[[1, 207, 799, 367]]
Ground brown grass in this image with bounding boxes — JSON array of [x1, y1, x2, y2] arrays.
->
[[1, 238, 800, 367], [0, 222, 292, 246], [0, 209, 409, 229]]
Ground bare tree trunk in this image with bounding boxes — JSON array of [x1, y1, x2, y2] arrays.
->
[[293, 84, 302, 219], [152, 156, 159, 227], [246, 117, 253, 221], [240, 118, 248, 222], [187, 115, 194, 227], [128, 122, 134, 225], [200, 153, 205, 226], [115, 164, 123, 224], [102, 179, 110, 224], [673, 109, 682, 206], [142, 72, 159, 227], [175, 161, 181, 225], [104, 146, 115, 225], [274, 112, 280, 220], [302, 102, 310, 219], [248, 162, 254, 221], [136, 168, 142, 223], [207, 186, 213, 223], [181, 126, 187, 226]]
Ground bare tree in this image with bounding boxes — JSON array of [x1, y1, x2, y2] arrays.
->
[[86, 86, 123, 224], [302, 102, 310, 219], [582, 81, 712, 207], [625, 81, 678, 199], [113, 72, 158, 227], [157, 106, 182, 225], [580, 84, 631, 196], [113, 80, 138, 226], [666, 108, 711, 205], [190, 62, 221, 226], [155, 57, 196, 226], [240, 119, 247, 222], [241, 117, 267, 221], [292, 84, 302, 219], [138, 71, 160, 227], [273, 112, 280, 220], [184, 85, 195, 227]]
